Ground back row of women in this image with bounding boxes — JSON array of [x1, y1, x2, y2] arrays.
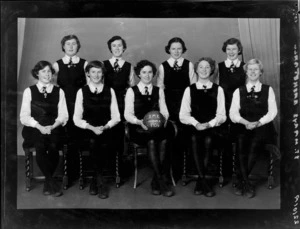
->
[[20, 35, 278, 200]]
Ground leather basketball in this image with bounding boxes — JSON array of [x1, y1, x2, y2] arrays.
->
[[143, 111, 165, 131]]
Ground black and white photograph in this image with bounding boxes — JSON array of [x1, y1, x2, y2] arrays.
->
[[2, 0, 300, 228]]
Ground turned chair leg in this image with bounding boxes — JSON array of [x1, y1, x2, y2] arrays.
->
[[116, 151, 121, 188], [25, 148, 32, 192], [62, 143, 68, 190], [219, 149, 224, 188], [181, 150, 187, 186], [232, 143, 238, 187], [268, 150, 274, 189], [79, 150, 84, 190], [133, 146, 138, 189]]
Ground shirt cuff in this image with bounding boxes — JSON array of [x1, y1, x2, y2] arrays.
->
[[191, 119, 199, 127], [209, 119, 217, 127]]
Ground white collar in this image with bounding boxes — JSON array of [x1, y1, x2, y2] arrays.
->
[[168, 57, 184, 66], [62, 55, 79, 64], [88, 83, 104, 93], [225, 58, 241, 68], [138, 81, 153, 91], [246, 81, 261, 91], [196, 80, 212, 89], [37, 82, 53, 92]]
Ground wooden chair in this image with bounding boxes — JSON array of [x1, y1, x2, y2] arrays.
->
[[24, 143, 68, 191], [78, 139, 121, 190], [231, 142, 281, 189], [181, 141, 225, 188], [125, 120, 177, 189]]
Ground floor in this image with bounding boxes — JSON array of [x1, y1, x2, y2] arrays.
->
[[17, 155, 280, 209]]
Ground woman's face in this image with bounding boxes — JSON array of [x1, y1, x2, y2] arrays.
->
[[139, 65, 154, 85], [88, 67, 103, 85], [37, 65, 52, 85], [111, 39, 124, 58], [226, 44, 239, 61], [169, 42, 183, 60], [246, 63, 261, 82], [64, 39, 78, 57], [196, 60, 211, 80]]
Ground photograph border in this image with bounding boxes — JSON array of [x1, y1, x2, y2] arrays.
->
[[1, 1, 300, 228]]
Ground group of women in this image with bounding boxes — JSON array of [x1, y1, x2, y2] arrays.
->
[[20, 34, 278, 200]]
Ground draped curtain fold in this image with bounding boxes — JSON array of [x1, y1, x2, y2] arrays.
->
[[238, 18, 280, 138]]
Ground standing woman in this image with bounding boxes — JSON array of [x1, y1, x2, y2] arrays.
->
[[124, 60, 174, 197], [180, 57, 226, 197], [230, 58, 277, 198], [217, 38, 246, 176], [157, 37, 196, 180], [53, 34, 88, 183], [73, 61, 120, 199], [102, 35, 135, 162], [20, 61, 68, 197]]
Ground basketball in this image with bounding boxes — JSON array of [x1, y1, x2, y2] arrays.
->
[[143, 110, 165, 132]]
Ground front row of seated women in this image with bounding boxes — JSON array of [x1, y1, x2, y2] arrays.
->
[[20, 57, 277, 199]]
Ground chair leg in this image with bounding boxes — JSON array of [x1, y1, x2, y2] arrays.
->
[[25, 149, 32, 192], [232, 143, 238, 187], [62, 143, 68, 190], [181, 150, 187, 186], [79, 150, 84, 190], [219, 149, 224, 188], [170, 167, 176, 187], [133, 146, 138, 189], [115, 151, 120, 188], [268, 150, 274, 189]]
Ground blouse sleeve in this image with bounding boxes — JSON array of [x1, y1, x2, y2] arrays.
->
[[258, 86, 278, 125], [124, 87, 139, 124], [73, 89, 89, 129], [208, 86, 226, 127], [157, 64, 165, 89], [159, 88, 169, 120], [229, 88, 242, 123], [179, 87, 199, 127], [106, 88, 121, 128], [55, 89, 69, 126], [20, 87, 38, 127]]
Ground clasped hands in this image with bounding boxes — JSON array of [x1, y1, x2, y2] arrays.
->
[[245, 121, 262, 130], [37, 124, 55, 135], [89, 125, 110, 135], [195, 122, 212, 131]]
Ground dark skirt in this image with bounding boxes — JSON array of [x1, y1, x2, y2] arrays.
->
[[128, 121, 174, 145], [232, 122, 277, 145]]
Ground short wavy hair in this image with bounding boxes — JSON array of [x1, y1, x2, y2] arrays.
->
[[134, 60, 157, 78], [165, 37, 187, 54], [31, 61, 55, 79], [107, 35, 127, 53], [85, 60, 106, 77], [194, 57, 216, 76], [222, 38, 243, 55], [244, 58, 264, 74], [61, 34, 81, 53]]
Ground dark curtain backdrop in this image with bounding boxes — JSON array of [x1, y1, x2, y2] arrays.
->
[[17, 18, 279, 154]]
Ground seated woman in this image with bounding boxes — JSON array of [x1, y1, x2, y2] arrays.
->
[[73, 60, 120, 199], [124, 60, 174, 197], [230, 58, 278, 198], [179, 57, 226, 197], [20, 60, 68, 197]]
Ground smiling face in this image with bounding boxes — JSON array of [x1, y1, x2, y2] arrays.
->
[[226, 44, 239, 61], [196, 60, 211, 80], [246, 63, 261, 83], [139, 65, 154, 85], [37, 65, 52, 85], [63, 38, 78, 57], [87, 67, 103, 85], [169, 42, 183, 60], [111, 39, 124, 58]]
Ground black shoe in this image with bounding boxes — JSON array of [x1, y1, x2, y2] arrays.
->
[[159, 179, 174, 197], [244, 181, 255, 198], [151, 177, 161, 195], [194, 178, 204, 195], [89, 179, 98, 195], [202, 179, 215, 197], [49, 179, 63, 197], [234, 181, 244, 196], [43, 180, 51, 196], [98, 185, 109, 199]]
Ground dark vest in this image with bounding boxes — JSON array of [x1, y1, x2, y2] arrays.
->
[[190, 83, 218, 123], [163, 59, 190, 91], [103, 60, 131, 98], [239, 84, 269, 122], [56, 58, 86, 103], [132, 85, 160, 120], [82, 85, 112, 126], [30, 85, 60, 126], [218, 61, 246, 112]]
